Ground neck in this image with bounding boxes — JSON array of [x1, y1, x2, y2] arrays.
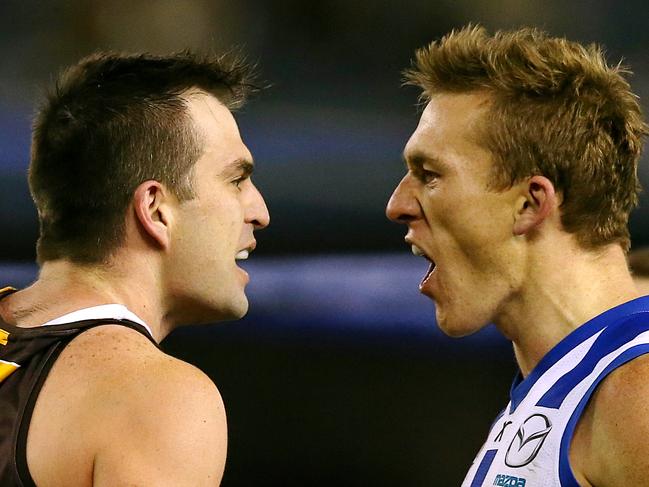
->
[[2, 256, 174, 342], [496, 242, 640, 377]]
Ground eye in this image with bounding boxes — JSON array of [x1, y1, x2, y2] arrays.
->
[[413, 167, 439, 185], [232, 175, 248, 189]]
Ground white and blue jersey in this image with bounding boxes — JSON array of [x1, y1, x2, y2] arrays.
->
[[462, 296, 649, 487]]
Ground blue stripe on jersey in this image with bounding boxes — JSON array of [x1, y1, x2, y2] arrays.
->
[[509, 296, 649, 413], [537, 312, 649, 409], [470, 449, 498, 487], [558, 343, 649, 486]]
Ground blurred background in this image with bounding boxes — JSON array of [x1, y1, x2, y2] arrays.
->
[[2, 1, 649, 485]]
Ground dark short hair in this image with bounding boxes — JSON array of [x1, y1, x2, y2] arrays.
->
[[405, 25, 647, 251], [30, 50, 260, 264]]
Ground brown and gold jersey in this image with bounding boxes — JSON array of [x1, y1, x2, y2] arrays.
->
[[0, 287, 157, 486]]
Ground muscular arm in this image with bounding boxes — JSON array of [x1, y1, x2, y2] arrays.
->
[[27, 325, 227, 487], [92, 358, 227, 486], [571, 354, 649, 486]]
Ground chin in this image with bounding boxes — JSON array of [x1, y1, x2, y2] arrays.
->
[[435, 308, 486, 338], [228, 301, 249, 320], [218, 295, 250, 321]]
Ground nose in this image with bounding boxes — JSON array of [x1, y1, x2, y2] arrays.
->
[[386, 174, 419, 224], [247, 182, 270, 230]]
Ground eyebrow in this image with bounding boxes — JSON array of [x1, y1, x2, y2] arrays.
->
[[219, 158, 255, 178], [402, 151, 449, 171]]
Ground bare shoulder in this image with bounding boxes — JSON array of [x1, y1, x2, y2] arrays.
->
[[571, 353, 649, 486], [28, 324, 227, 487]]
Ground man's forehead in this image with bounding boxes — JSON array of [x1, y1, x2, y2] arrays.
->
[[405, 92, 491, 155], [181, 90, 253, 172], [184, 91, 243, 146], [420, 92, 491, 128], [184, 90, 233, 125]]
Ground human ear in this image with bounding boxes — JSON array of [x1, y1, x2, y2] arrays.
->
[[133, 181, 172, 250], [513, 175, 557, 236]]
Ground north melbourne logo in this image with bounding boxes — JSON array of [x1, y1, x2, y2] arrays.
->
[[505, 414, 552, 468]]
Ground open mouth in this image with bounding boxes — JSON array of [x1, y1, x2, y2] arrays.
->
[[411, 244, 436, 286]]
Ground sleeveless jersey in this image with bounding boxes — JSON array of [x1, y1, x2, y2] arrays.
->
[[0, 287, 158, 487], [462, 295, 649, 487]]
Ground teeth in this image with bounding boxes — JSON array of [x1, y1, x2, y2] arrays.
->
[[411, 245, 425, 257], [235, 250, 250, 260]]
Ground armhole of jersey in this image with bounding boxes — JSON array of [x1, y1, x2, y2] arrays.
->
[[558, 343, 649, 486], [14, 341, 66, 487], [11, 318, 157, 487]]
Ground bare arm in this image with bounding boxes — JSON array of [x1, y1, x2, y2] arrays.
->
[[572, 354, 649, 486], [91, 358, 228, 486], [25, 325, 227, 487]]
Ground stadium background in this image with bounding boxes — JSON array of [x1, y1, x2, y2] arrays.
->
[[1, 1, 649, 484]]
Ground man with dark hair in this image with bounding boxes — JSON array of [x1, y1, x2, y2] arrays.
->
[[387, 26, 649, 485], [0, 51, 269, 486]]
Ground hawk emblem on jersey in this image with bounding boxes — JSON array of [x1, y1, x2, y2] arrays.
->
[[505, 414, 552, 468], [0, 328, 9, 346]]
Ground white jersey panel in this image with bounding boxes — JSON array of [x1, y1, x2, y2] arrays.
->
[[461, 297, 649, 487]]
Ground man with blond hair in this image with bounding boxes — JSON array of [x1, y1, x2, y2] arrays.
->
[[387, 26, 649, 485], [0, 52, 269, 486]]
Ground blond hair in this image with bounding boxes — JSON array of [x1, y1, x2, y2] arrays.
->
[[405, 25, 647, 251]]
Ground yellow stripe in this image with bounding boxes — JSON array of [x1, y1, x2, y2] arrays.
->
[[0, 286, 16, 296], [0, 286, 16, 346], [0, 361, 19, 383]]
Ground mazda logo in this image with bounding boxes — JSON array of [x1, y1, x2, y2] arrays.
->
[[505, 414, 552, 468]]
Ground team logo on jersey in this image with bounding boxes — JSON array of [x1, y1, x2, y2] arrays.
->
[[0, 328, 9, 346], [505, 414, 552, 468]]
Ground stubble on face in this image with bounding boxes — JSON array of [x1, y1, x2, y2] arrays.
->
[[163, 91, 256, 325]]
